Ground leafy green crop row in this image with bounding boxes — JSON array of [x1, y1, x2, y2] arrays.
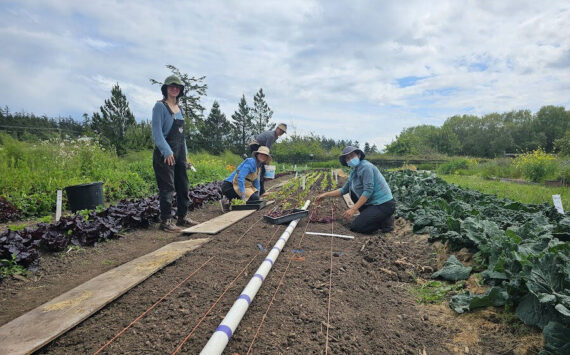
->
[[386, 170, 569, 354]]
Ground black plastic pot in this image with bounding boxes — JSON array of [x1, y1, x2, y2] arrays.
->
[[65, 182, 105, 212]]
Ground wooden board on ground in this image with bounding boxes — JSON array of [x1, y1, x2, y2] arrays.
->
[[183, 200, 274, 235], [0, 238, 209, 355]]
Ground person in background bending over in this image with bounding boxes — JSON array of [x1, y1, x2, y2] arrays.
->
[[151, 75, 199, 233], [248, 123, 287, 195], [220, 146, 271, 212], [315, 146, 395, 234]]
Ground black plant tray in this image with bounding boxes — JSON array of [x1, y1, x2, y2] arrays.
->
[[231, 200, 267, 211], [263, 209, 309, 224]]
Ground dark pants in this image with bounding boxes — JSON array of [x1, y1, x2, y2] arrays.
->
[[221, 181, 260, 202], [249, 144, 266, 195], [349, 191, 395, 234], [153, 120, 189, 222], [259, 164, 266, 195]]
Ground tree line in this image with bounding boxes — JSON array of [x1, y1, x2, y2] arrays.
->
[[0, 65, 379, 161], [385, 106, 570, 157]]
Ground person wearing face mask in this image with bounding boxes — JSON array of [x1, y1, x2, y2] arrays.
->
[[220, 146, 271, 212], [315, 146, 395, 234]]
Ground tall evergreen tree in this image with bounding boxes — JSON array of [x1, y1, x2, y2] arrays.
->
[[201, 101, 231, 154], [230, 95, 253, 155], [91, 83, 136, 156], [251, 88, 274, 135], [125, 121, 154, 151], [149, 65, 208, 151]]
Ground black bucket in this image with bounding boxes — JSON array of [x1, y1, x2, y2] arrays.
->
[[65, 182, 105, 212]]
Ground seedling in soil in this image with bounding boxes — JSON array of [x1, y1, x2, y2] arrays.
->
[[1, 255, 28, 278], [231, 199, 245, 206], [7, 224, 26, 231]]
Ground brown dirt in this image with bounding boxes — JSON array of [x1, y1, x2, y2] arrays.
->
[[0, 176, 542, 354]]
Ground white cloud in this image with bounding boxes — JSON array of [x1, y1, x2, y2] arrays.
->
[[0, 0, 569, 149]]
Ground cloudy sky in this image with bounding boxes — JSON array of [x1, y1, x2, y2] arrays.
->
[[1, 0, 569, 149]]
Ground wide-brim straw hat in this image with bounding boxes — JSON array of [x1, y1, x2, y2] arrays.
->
[[253, 146, 271, 160], [339, 146, 365, 166], [277, 123, 287, 133]]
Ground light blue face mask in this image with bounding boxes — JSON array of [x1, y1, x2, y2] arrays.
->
[[347, 157, 360, 167]]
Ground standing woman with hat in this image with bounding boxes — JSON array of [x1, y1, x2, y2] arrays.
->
[[220, 146, 271, 212], [315, 146, 395, 234], [151, 75, 199, 232], [248, 123, 287, 195]]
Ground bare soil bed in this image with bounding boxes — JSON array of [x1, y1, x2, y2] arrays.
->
[[0, 176, 542, 354]]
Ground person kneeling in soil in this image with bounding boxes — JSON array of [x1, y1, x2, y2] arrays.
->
[[220, 146, 271, 212], [315, 146, 395, 234], [151, 75, 200, 233]]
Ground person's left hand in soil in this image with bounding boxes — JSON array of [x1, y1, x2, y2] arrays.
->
[[342, 206, 358, 219]]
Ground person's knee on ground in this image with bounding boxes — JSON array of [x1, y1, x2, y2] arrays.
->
[[380, 215, 395, 232]]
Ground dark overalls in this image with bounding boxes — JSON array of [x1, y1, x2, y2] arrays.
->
[[153, 105, 190, 222]]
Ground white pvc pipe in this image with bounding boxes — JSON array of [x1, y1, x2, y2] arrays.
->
[[200, 200, 311, 355], [305, 231, 355, 240]]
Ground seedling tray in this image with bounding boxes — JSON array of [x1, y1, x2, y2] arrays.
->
[[231, 200, 267, 211], [263, 209, 309, 225]]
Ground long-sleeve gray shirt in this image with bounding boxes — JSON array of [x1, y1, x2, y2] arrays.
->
[[255, 129, 278, 148]]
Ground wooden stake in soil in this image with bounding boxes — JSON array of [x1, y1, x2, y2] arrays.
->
[[55, 190, 62, 222]]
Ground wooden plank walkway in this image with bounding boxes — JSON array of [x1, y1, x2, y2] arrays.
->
[[0, 238, 209, 355], [182, 210, 256, 234], [182, 201, 274, 235]]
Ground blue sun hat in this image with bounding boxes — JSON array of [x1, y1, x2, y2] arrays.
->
[[339, 146, 365, 166]]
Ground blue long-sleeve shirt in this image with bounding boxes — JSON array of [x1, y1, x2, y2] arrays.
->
[[151, 101, 188, 157], [224, 157, 261, 194], [339, 160, 393, 205]]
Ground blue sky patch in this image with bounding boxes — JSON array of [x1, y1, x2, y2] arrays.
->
[[396, 76, 426, 88]]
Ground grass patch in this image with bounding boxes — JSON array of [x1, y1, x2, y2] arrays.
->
[[410, 280, 466, 304], [439, 174, 569, 211]]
